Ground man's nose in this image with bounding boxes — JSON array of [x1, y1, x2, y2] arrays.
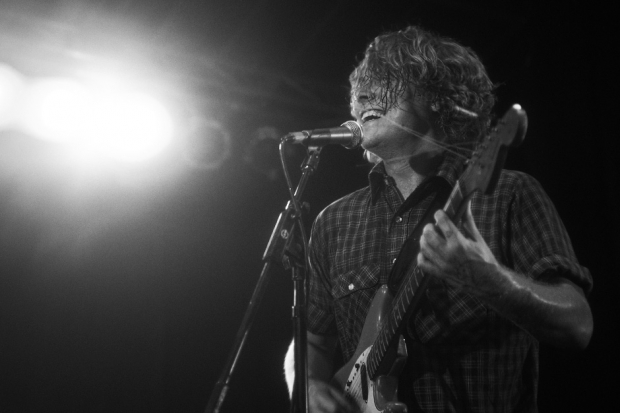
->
[[354, 90, 375, 103]]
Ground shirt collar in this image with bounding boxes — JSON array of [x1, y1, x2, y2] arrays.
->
[[368, 151, 464, 203]]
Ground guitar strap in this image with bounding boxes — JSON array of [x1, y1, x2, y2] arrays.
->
[[387, 182, 451, 293], [385, 183, 452, 413]]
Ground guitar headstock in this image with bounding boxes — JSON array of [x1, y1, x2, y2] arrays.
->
[[460, 104, 528, 197]]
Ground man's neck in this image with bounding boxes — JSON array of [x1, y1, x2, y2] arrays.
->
[[384, 151, 443, 200]]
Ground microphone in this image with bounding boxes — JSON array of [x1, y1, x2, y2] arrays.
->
[[284, 121, 363, 149]]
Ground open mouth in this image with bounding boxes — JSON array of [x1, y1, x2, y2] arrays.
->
[[361, 109, 383, 124]]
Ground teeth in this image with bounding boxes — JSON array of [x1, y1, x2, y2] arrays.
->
[[362, 110, 383, 123]]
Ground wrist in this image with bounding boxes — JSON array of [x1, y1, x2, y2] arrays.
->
[[465, 260, 513, 302]]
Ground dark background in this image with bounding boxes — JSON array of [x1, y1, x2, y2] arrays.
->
[[0, 1, 615, 412]]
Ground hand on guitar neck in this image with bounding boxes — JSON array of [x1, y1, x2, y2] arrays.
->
[[417, 201, 503, 300], [418, 200, 592, 351]]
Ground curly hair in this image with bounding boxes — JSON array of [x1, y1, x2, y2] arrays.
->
[[349, 25, 496, 143]]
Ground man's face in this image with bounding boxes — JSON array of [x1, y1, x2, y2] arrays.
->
[[351, 86, 437, 159]]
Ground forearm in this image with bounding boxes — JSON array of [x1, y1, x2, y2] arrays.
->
[[307, 332, 338, 381], [284, 333, 338, 396], [467, 261, 593, 350], [284, 333, 355, 412]]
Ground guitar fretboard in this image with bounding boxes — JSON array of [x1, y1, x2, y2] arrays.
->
[[365, 179, 466, 379]]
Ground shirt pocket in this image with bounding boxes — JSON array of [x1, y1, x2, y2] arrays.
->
[[331, 263, 381, 299], [330, 263, 382, 356]]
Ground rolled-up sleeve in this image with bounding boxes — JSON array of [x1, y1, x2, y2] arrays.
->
[[505, 172, 593, 294]]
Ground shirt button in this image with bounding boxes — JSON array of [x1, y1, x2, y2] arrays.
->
[[395, 216, 403, 223], [348, 283, 355, 291]]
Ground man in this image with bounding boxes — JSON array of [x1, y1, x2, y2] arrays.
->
[[285, 25, 593, 412]]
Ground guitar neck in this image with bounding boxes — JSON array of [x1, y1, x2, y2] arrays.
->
[[442, 179, 467, 222], [365, 179, 467, 379], [359, 103, 526, 382]]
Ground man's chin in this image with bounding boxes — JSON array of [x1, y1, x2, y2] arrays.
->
[[363, 149, 382, 164]]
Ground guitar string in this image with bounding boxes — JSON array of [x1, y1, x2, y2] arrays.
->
[[352, 374, 362, 402], [349, 359, 369, 403], [349, 368, 362, 400], [365, 114, 477, 162]]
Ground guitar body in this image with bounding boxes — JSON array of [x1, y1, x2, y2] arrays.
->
[[332, 286, 409, 413]]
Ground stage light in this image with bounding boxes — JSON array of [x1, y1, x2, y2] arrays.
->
[[14, 76, 174, 162], [87, 90, 174, 162], [0, 63, 26, 128], [18, 77, 91, 143]]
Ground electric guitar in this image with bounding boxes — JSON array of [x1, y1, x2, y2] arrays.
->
[[330, 104, 528, 412]]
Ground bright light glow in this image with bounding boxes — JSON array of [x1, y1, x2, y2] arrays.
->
[[183, 118, 232, 170], [89, 90, 174, 162], [15, 76, 174, 162], [19, 78, 92, 143], [0, 64, 26, 128]]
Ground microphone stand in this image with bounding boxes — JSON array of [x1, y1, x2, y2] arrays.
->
[[204, 145, 322, 413]]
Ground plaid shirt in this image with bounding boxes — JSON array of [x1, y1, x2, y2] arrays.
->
[[306, 153, 592, 412]]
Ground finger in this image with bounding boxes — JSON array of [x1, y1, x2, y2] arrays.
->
[[417, 243, 443, 277], [421, 222, 443, 246], [416, 251, 429, 269], [420, 224, 444, 256], [417, 250, 431, 270], [417, 251, 423, 265], [463, 201, 484, 242], [421, 220, 449, 254], [434, 209, 457, 239]]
